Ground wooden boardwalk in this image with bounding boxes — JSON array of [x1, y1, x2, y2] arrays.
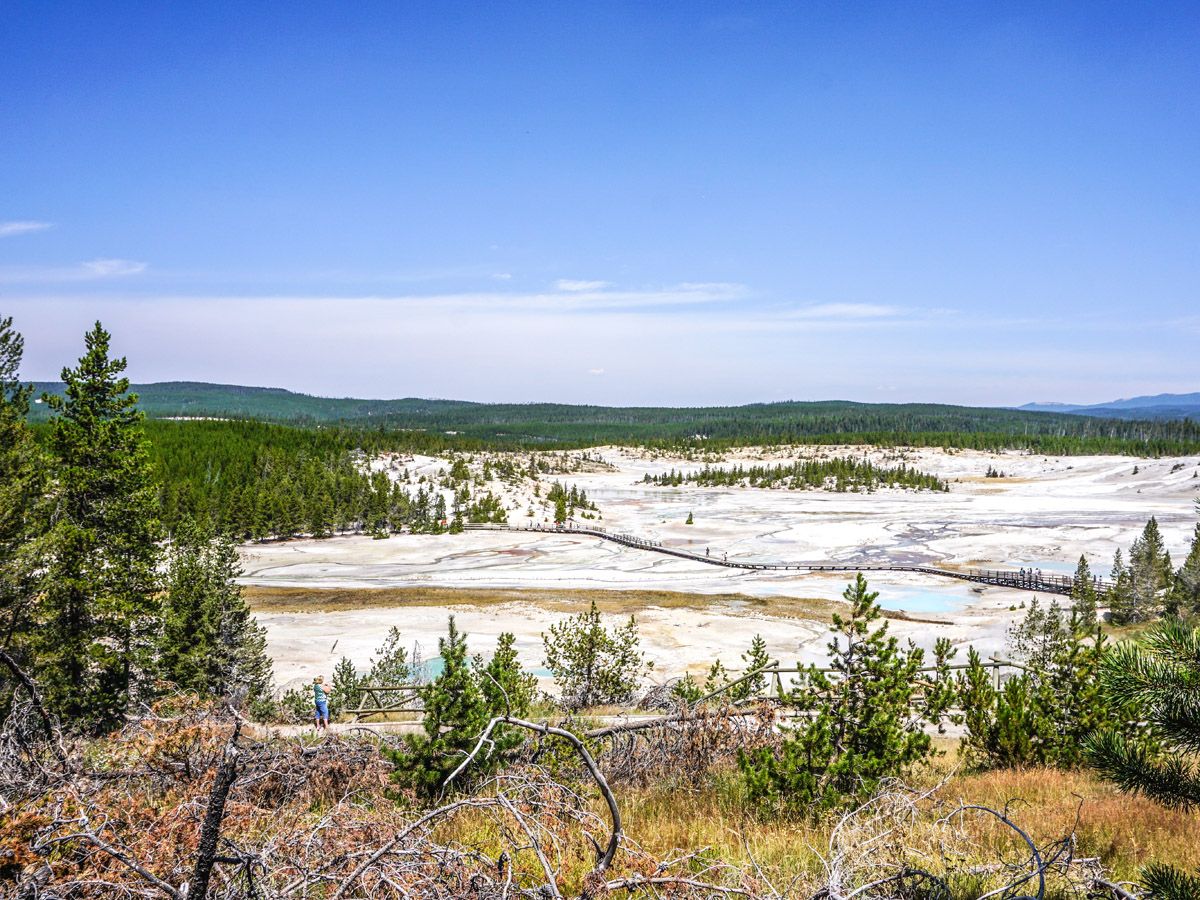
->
[[465, 523, 1108, 598]]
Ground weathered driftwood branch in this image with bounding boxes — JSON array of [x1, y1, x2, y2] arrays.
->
[[64, 829, 183, 899], [946, 804, 1045, 900], [444, 715, 622, 877], [1091, 878, 1141, 900], [187, 721, 242, 899], [497, 793, 563, 899], [584, 706, 763, 739], [328, 797, 488, 900], [0, 648, 71, 773], [606, 873, 754, 895]]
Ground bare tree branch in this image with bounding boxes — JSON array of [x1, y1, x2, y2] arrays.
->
[[0, 647, 71, 773]]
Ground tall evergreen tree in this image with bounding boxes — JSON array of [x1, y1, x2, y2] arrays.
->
[[1122, 517, 1174, 623], [1108, 548, 1134, 624], [0, 316, 46, 657], [38, 323, 161, 727], [1070, 554, 1098, 629], [160, 519, 273, 705], [160, 519, 218, 693]]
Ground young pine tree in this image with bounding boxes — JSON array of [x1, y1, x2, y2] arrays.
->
[[331, 656, 361, 718], [671, 672, 704, 704], [38, 323, 162, 727], [542, 601, 650, 710], [1006, 597, 1067, 672], [478, 631, 536, 718], [920, 636, 958, 731], [738, 574, 933, 815], [368, 626, 411, 685], [703, 659, 731, 697], [390, 617, 490, 798], [727, 634, 772, 702], [961, 602, 1118, 769]]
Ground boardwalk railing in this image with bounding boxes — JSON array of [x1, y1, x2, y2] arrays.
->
[[467, 522, 1112, 597], [350, 683, 423, 722]]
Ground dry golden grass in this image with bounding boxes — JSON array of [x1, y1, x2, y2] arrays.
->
[[948, 766, 1200, 876], [591, 767, 1198, 889], [422, 735, 1199, 896], [243, 584, 845, 621]]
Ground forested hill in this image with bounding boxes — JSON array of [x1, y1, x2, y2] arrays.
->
[[26, 380, 1200, 453], [28, 380, 468, 423]]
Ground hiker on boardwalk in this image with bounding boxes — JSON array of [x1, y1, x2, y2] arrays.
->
[[313, 675, 332, 730]]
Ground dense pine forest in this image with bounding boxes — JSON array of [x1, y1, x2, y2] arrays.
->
[[29, 418, 596, 538], [22, 383, 1199, 537], [138, 421, 517, 538], [646, 457, 949, 492]]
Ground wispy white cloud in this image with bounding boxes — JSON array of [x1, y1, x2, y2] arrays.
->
[[785, 302, 901, 320], [82, 258, 148, 277], [1169, 315, 1200, 334], [8, 291, 1194, 407], [0, 258, 149, 283], [0, 220, 53, 238], [555, 279, 611, 292], [363, 281, 748, 312], [491, 272, 512, 281]]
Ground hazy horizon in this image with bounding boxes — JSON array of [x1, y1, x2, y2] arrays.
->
[[23, 371, 1199, 412]]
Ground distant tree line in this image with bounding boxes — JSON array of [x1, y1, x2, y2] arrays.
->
[[29, 380, 1200, 457], [645, 457, 949, 492]]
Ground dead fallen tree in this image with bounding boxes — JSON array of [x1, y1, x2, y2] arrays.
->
[[588, 701, 778, 787], [0, 676, 1164, 900]]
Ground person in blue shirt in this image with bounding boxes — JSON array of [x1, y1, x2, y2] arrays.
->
[[313, 675, 332, 729]]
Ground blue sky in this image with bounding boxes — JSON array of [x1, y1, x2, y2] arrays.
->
[[2, 2, 1197, 405]]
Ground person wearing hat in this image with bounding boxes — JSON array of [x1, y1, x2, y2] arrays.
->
[[313, 675, 332, 730]]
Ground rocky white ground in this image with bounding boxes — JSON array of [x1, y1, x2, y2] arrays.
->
[[242, 446, 1200, 689]]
